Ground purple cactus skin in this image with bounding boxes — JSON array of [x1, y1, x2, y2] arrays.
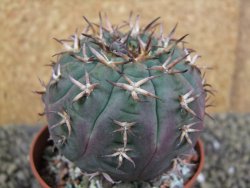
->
[[37, 13, 212, 182]]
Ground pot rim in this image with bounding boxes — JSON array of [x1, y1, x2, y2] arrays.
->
[[30, 126, 50, 188], [184, 139, 204, 188], [30, 126, 204, 188]]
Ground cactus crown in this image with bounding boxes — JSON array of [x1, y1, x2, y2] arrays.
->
[[36, 13, 213, 183]]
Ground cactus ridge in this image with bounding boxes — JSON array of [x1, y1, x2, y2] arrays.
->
[[38, 13, 213, 182]]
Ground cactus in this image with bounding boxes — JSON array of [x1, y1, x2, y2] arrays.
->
[[37, 13, 212, 183]]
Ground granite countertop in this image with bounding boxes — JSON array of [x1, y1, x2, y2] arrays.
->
[[0, 113, 249, 188]]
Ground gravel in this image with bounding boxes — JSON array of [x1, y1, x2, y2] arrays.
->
[[195, 113, 250, 188], [0, 125, 41, 188], [0, 113, 250, 188]]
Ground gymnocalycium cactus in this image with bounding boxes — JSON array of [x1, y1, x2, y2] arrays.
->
[[36, 13, 213, 183]]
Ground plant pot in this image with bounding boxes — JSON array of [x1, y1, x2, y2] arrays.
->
[[30, 126, 204, 188]]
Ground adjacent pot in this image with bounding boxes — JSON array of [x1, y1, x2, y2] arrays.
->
[[30, 126, 204, 188]]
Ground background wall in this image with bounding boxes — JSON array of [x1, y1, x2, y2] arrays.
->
[[0, 0, 248, 125]]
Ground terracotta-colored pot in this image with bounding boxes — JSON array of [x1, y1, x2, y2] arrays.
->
[[30, 126, 50, 188], [184, 137, 204, 188], [30, 126, 204, 188]]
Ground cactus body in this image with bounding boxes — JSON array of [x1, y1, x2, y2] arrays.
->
[[41, 14, 208, 182]]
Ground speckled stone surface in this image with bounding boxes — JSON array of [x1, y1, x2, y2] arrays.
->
[[0, 0, 240, 125], [0, 113, 249, 188]]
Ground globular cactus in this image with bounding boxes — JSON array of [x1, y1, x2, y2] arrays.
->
[[36, 13, 213, 183]]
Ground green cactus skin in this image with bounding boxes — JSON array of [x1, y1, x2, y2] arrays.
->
[[39, 14, 211, 182]]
